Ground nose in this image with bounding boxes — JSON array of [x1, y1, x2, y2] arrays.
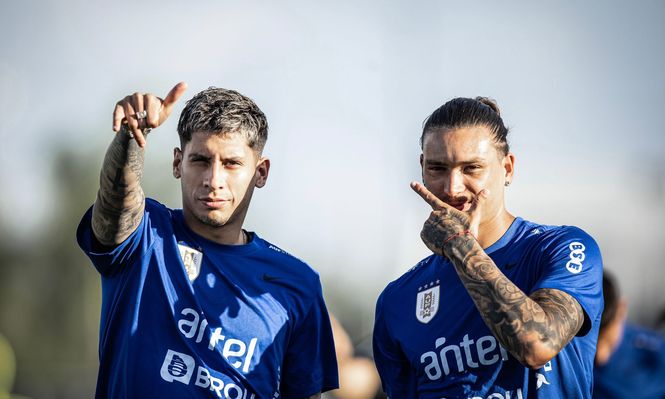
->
[[443, 170, 465, 198], [204, 160, 226, 190]]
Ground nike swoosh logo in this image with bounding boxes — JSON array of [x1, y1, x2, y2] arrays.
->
[[262, 273, 280, 282], [504, 263, 518, 270]]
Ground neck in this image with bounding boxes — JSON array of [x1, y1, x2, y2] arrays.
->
[[183, 213, 248, 246], [476, 208, 515, 249]]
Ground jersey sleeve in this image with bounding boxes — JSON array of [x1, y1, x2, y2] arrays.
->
[[76, 200, 156, 276], [373, 291, 418, 399], [530, 226, 604, 336], [279, 277, 339, 399]]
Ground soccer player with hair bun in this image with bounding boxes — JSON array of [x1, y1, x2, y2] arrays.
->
[[373, 97, 603, 398]]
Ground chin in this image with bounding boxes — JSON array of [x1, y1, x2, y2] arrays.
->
[[197, 212, 232, 228]]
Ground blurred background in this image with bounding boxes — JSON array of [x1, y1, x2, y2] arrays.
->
[[1, 0, 664, 397]]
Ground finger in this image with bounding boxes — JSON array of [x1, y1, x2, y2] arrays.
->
[[410, 181, 447, 210], [132, 92, 146, 130], [113, 102, 125, 132], [123, 99, 138, 133], [161, 81, 188, 118], [122, 100, 146, 147], [144, 94, 160, 128], [133, 128, 146, 148]]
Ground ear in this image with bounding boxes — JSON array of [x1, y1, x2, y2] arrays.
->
[[616, 298, 628, 322], [255, 157, 270, 188], [173, 147, 183, 179], [502, 152, 516, 185]]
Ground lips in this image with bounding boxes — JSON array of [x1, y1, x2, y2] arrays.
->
[[199, 197, 230, 209]]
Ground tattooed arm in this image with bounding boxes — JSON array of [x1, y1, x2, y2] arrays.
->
[[91, 129, 146, 245], [91, 83, 187, 246], [412, 182, 584, 369], [443, 236, 583, 369]]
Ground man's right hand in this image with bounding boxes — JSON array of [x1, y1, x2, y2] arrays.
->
[[112, 82, 188, 147]]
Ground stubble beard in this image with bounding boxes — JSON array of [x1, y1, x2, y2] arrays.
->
[[196, 210, 232, 228]]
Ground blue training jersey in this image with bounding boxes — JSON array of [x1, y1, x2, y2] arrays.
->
[[373, 217, 603, 399], [593, 324, 665, 398], [77, 198, 339, 399]]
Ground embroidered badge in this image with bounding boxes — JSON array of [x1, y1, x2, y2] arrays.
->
[[177, 243, 203, 282], [416, 280, 440, 324]]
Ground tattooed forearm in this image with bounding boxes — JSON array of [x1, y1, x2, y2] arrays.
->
[[91, 126, 146, 246], [444, 237, 584, 369]]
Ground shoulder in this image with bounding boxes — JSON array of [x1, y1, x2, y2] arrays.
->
[[531, 222, 598, 248], [377, 255, 438, 308], [253, 236, 322, 284], [144, 197, 174, 217], [520, 220, 601, 259], [141, 198, 180, 231]]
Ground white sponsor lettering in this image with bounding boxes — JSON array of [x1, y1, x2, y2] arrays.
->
[[194, 365, 256, 398], [470, 389, 523, 399], [420, 334, 509, 379], [177, 307, 257, 373], [161, 350, 256, 398], [565, 242, 586, 274]]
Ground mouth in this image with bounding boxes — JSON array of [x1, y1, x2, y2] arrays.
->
[[199, 197, 229, 209], [445, 200, 471, 212]]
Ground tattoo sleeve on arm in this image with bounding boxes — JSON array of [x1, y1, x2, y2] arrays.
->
[[91, 127, 146, 246], [444, 238, 585, 369]]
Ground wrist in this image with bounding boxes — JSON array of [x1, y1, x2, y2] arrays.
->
[[120, 124, 151, 140], [442, 230, 477, 259]]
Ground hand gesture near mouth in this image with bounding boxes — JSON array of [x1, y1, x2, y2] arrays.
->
[[410, 181, 489, 258]]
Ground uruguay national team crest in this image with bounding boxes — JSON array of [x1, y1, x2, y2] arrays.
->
[[177, 243, 203, 282], [416, 281, 440, 324]]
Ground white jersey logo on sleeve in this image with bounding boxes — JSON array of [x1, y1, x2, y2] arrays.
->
[[416, 281, 440, 324], [565, 242, 586, 274]]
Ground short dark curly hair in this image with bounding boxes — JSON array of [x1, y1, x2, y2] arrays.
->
[[177, 87, 268, 153]]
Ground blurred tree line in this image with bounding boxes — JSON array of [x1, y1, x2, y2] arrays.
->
[[0, 148, 106, 398]]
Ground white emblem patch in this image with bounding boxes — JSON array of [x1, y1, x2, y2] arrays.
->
[[416, 282, 440, 324], [178, 243, 203, 281], [565, 242, 586, 274]]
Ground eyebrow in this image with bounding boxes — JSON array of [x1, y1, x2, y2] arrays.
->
[[187, 153, 210, 160], [425, 158, 486, 166], [187, 153, 245, 162]]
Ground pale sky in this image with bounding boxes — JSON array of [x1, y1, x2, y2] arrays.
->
[[1, 0, 664, 324]]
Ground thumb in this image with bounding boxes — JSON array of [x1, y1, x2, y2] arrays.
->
[[161, 81, 188, 115]]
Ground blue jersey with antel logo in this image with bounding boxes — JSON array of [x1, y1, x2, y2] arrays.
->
[[373, 217, 603, 399], [77, 198, 339, 399]]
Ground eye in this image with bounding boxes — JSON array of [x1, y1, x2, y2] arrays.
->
[[464, 165, 482, 173], [224, 160, 243, 168], [190, 157, 209, 165]]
